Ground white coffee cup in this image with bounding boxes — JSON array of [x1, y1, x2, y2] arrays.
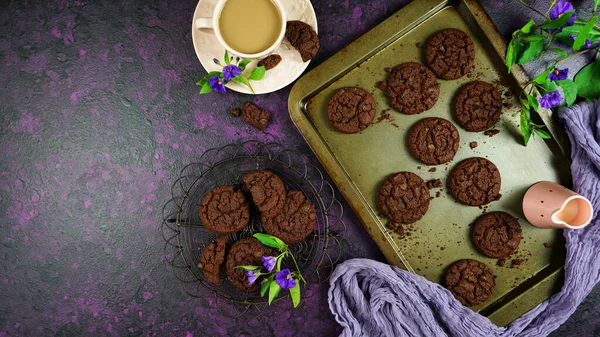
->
[[195, 0, 287, 59]]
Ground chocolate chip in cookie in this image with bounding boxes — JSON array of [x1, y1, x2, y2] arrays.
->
[[242, 102, 271, 131], [258, 54, 282, 70], [327, 87, 376, 134], [383, 62, 440, 115], [198, 236, 228, 285], [378, 172, 431, 224], [285, 21, 319, 62], [425, 29, 475, 80], [445, 259, 496, 306], [242, 170, 286, 219], [262, 190, 316, 244], [200, 185, 250, 234]]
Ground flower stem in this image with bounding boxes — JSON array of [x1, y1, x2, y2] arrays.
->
[[288, 250, 307, 284], [517, 0, 550, 20]]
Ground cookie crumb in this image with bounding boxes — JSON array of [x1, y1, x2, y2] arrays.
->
[[242, 102, 271, 131], [231, 108, 241, 117], [426, 179, 443, 189], [484, 129, 500, 137], [497, 259, 506, 267], [416, 42, 422, 48], [429, 167, 437, 172], [503, 103, 513, 108], [470, 141, 478, 149], [258, 54, 282, 70], [436, 191, 441, 198], [543, 242, 551, 248], [385, 67, 393, 73], [510, 258, 524, 268]]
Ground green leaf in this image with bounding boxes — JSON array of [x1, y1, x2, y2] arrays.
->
[[537, 79, 558, 94], [527, 93, 539, 111], [522, 34, 545, 42], [518, 39, 544, 64], [268, 281, 281, 305], [506, 38, 524, 72], [549, 48, 568, 57], [573, 16, 598, 50], [276, 254, 284, 271], [595, 0, 600, 12], [534, 67, 555, 84], [520, 110, 532, 146], [556, 79, 577, 106], [234, 265, 260, 271], [224, 50, 231, 64], [196, 71, 222, 87], [249, 66, 266, 81], [239, 59, 252, 71], [574, 58, 600, 101], [555, 24, 600, 45], [534, 129, 552, 139], [230, 74, 255, 93], [521, 20, 536, 34], [200, 82, 212, 94], [289, 282, 301, 308], [261, 275, 274, 297], [253, 233, 287, 250], [541, 10, 575, 29]]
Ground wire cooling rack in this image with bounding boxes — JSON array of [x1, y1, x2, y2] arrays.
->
[[161, 141, 346, 317]]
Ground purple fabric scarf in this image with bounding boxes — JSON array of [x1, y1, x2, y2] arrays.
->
[[328, 99, 600, 336]]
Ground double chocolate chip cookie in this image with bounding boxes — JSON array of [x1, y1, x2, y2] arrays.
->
[[455, 81, 503, 132], [225, 238, 274, 291], [381, 62, 440, 115], [378, 172, 431, 224], [449, 157, 501, 206], [425, 28, 475, 80], [198, 236, 228, 286], [472, 212, 521, 258], [285, 21, 319, 62], [327, 87, 376, 134], [242, 170, 286, 219], [200, 185, 250, 234], [407, 117, 460, 165], [445, 259, 496, 306], [262, 190, 316, 244]]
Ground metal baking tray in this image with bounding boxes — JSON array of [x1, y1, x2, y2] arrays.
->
[[288, 0, 572, 326]]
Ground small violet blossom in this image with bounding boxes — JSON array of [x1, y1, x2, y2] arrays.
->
[[550, 1, 576, 26], [261, 256, 276, 272], [275, 269, 296, 289], [570, 36, 592, 49], [548, 68, 568, 81], [208, 76, 226, 93], [245, 270, 258, 285], [539, 91, 562, 109], [222, 64, 242, 81]]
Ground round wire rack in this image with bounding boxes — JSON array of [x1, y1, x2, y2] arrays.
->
[[161, 141, 346, 318]]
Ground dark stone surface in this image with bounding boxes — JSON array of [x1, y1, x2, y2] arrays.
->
[[0, 0, 597, 336]]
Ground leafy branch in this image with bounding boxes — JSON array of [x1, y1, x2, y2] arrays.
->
[[196, 50, 266, 94]]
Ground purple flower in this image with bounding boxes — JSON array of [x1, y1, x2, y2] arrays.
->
[[245, 270, 258, 285], [570, 35, 593, 49], [222, 65, 242, 81], [261, 256, 276, 272], [213, 58, 220, 65], [539, 91, 562, 109], [208, 76, 226, 93], [549, 1, 576, 26], [275, 269, 296, 289], [548, 68, 568, 81]]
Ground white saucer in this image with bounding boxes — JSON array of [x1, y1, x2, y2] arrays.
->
[[191, 0, 318, 95]]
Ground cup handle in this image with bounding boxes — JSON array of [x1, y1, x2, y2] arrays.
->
[[195, 18, 214, 29]]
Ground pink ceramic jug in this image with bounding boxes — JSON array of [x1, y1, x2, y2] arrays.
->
[[523, 181, 593, 229]]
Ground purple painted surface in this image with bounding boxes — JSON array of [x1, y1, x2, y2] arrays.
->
[[0, 0, 597, 336]]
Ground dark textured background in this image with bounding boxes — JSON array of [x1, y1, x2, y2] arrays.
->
[[1, 0, 598, 336]]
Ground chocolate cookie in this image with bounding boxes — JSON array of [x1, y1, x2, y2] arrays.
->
[[242, 170, 286, 219], [225, 238, 274, 291], [262, 190, 316, 244], [258, 54, 282, 70], [408, 117, 460, 165], [425, 29, 475, 80], [327, 87, 376, 134], [285, 21, 319, 62], [198, 236, 228, 285], [200, 186, 250, 234], [449, 157, 501, 206], [445, 259, 496, 306], [381, 62, 440, 115], [242, 102, 271, 131], [378, 172, 431, 224], [455, 81, 502, 132], [472, 212, 521, 258]]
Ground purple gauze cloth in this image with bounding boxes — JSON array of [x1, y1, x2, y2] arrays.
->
[[328, 99, 600, 337]]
